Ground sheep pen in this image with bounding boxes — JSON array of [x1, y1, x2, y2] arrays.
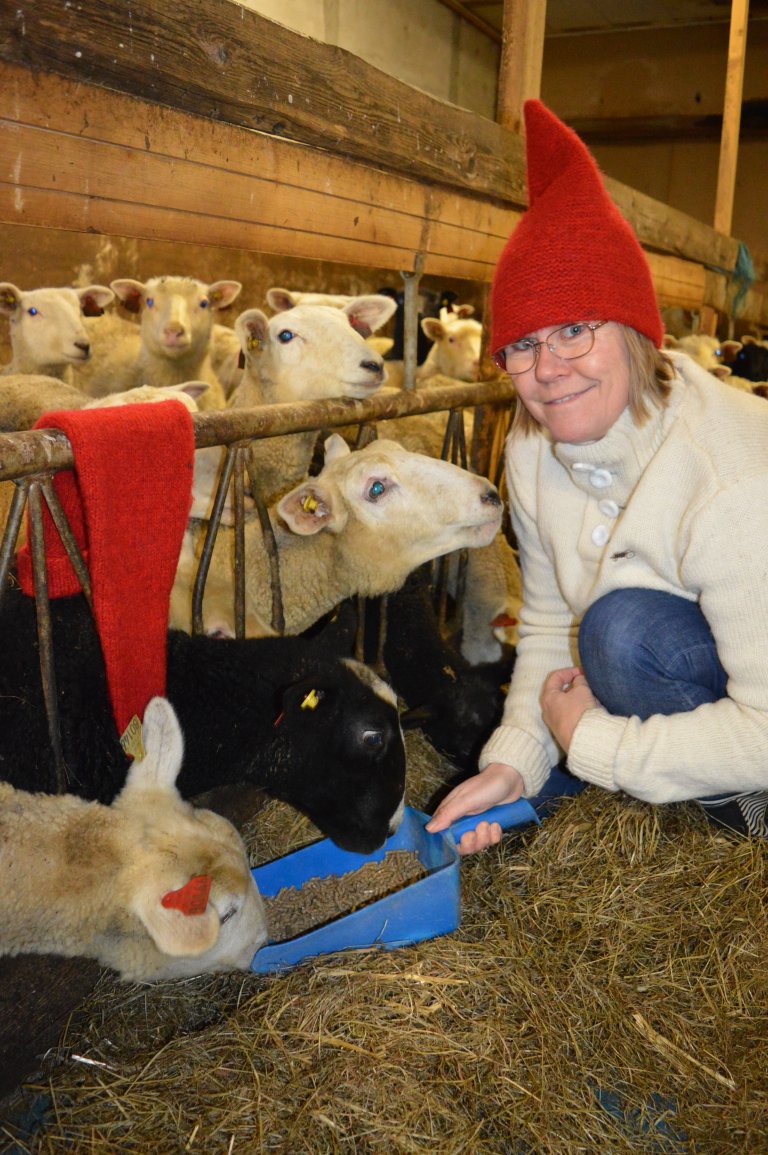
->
[[2, 727, 766, 1154]]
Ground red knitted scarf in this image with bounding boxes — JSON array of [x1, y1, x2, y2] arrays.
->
[[16, 402, 195, 740]]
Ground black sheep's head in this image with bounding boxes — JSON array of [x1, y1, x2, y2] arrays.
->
[[270, 661, 406, 854]]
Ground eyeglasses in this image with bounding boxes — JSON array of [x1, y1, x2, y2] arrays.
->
[[493, 321, 608, 375]]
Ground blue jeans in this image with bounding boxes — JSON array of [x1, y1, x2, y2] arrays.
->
[[529, 588, 728, 814], [578, 588, 728, 719]]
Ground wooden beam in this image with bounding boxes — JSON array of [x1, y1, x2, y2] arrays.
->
[[0, 0, 744, 275], [1, 66, 515, 281], [714, 0, 750, 236], [496, 0, 547, 135], [0, 0, 525, 207]]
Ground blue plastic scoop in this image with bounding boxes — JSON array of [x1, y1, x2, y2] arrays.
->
[[250, 799, 539, 973]]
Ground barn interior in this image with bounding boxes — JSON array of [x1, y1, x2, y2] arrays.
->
[[1, 1, 767, 1150]]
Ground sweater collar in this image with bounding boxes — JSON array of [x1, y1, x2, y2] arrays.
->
[[552, 372, 684, 506]]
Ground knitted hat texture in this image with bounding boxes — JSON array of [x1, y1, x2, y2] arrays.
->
[[490, 100, 663, 353], [16, 401, 195, 739]]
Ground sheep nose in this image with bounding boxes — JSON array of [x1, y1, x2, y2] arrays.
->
[[74, 341, 91, 357], [481, 487, 502, 507], [360, 359, 383, 374]]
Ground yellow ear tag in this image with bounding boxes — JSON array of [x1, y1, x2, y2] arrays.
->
[[247, 334, 263, 351], [300, 689, 321, 711], [301, 494, 319, 514], [120, 714, 146, 761]]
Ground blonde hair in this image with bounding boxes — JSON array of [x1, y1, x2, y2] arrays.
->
[[509, 324, 675, 438]]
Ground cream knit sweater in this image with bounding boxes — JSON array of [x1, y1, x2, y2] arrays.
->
[[480, 351, 768, 803]]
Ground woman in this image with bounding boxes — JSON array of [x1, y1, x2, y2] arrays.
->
[[427, 100, 768, 854]]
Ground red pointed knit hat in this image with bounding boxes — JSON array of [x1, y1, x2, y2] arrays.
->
[[491, 100, 663, 353]]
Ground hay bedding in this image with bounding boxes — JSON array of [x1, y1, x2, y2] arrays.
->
[[3, 730, 768, 1154]]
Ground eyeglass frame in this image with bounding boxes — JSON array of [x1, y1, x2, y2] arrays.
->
[[492, 320, 609, 375]]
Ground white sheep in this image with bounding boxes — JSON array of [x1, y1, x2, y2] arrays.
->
[[75, 276, 243, 408], [383, 308, 483, 392], [0, 283, 115, 381], [661, 333, 742, 380], [224, 291, 397, 503], [170, 433, 504, 639], [0, 696, 267, 982]]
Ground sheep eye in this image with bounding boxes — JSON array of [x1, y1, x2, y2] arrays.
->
[[199, 298, 210, 309], [146, 297, 154, 308], [277, 329, 295, 344], [362, 729, 384, 749], [27, 307, 38, 317], [366, 479, 386, 501]]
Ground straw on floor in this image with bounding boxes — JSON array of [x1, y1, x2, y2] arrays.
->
[[3, 730, 766, 1155]]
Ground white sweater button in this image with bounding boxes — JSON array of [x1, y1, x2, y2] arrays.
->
[[592, 524, 610, 546], [589, 469, 612, 488], [598, 499, 620, 518]]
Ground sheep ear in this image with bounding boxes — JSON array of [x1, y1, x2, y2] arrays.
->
[[207, 280, 242, 311], [0, 283, 22, 316], [234, 309, 269, 360], [265, 287, 297, 314], [662, 334, 680, 349], [344, 294, 398, 335], [176, 380, 210, 402], [111, 278, 147, 314], [421, 317, 445, 343], [277, 480, 347, 536], [124, 697, 185, 794], [78, 285, 114, 317], [133, 883, 220, 958], [323, 433, 351, 464], [453, 304, 475, 319]]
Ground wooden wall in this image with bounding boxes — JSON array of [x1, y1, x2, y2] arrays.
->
[[0, 0, 766, 331]]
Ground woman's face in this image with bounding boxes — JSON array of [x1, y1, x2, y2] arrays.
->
[[504, 321, 631, 443]]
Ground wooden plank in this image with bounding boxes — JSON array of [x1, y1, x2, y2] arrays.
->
[[646, 252, 708, 310], [0, 0, 526, 204], [496, 0, 546, 135], [0, 3, 744, 274], [714, 0, 750, 236], [1, 66, 515, 279]]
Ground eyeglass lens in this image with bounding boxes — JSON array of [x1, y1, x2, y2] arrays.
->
[[495, 322, 601, 374]]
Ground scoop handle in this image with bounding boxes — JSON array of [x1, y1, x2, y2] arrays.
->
[[446, 798, 539, 843]]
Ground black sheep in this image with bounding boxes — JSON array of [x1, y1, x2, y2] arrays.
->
[[322, 566, 514, 773], [0, 583, 405, 854], [732, 342, 768, 384]]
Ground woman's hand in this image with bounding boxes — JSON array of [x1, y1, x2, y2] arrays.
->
[[540, 667, 597, 753], [425, 762, 525, 856]]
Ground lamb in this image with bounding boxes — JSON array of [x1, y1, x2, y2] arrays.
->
[[225, 291, 397, 503], [0, 695, 267, 982], [326, 569, 514, 773], [383, 307, 483, 392], [170, 433, 503, 641], [0, 581, 406, 854], [661, 333, 742, 379], [729, 337, 768, 384], [0, 283, 115, 381], [75, 276, 242, 408]]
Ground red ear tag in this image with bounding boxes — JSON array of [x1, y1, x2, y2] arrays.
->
[[161, 874, 212, 916], [490, 612, 518, 628]]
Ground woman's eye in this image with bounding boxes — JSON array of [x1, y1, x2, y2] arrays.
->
[[146, 297, 154, 308], [511, 339, 534, 353], [277, 329, 295, 344], [563, 324, 585, 339], [367, 479, 386, 501]]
